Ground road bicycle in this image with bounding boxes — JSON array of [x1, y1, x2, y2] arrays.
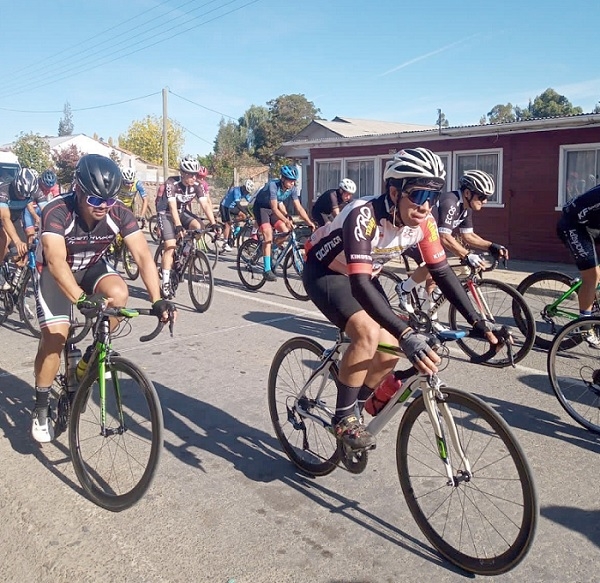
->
[[547, 315, 600, 434], [378, 258, 536, 367], [268, 329, 538, 575], [193, 221, 222, 270], [236, 227, 308, 301], [230, 214, 257, 248], [51, 304, 173, 511], [0, 241, 41, 337], [516, 270, 594, 350], [154, 230, 214, 312], [106, 233, 139, 281]]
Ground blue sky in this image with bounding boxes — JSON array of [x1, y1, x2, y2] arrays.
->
[[1, 0, 599, 157]]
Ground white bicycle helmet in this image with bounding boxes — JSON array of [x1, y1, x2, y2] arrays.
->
[[338, 178, 357, 194], [383, 148, 446, 191], [243, 179, 255, 193], [459, 170, 495, 197], [121, 167, 136, 183], [179, 155, 200, 174]]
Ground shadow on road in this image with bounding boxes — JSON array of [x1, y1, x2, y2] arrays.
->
[[541, 506, 600, 549]]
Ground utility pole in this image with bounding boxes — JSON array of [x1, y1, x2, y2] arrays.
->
[[162, 87, 169, 182]]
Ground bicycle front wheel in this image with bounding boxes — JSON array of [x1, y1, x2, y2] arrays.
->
[[282, 248, 308, 301], [548, 316, 600, 434], [516, 271, 579, 350], [268, 337, 340, 476], [147, 215, 161, 243], [397, 387, 537, 575], [69, 356, 164, 512], [236, 238, 266, 291], [18, 269, 41, 338], [448, 279, 535, 367], [187, 250, 214, 312], [198, 231, 219, 269], [122, 245, 140, 281]]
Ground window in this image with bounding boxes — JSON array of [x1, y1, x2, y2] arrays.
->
[[454, 150, 502, 204], [559, 144, 600, 206], [314, 160, 341, 203], [346, 159, 375, 198]]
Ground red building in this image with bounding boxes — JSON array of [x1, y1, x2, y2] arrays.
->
[[278, 115, 600, 261]]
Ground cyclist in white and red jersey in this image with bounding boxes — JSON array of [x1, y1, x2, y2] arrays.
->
[[32, 154, 174, 443], [303, 148, 503, 450]]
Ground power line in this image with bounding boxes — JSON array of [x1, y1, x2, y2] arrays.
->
[[179, 124, 214, 146], [169, 91, 237, 121], [0, 0, 261, 100], [0, 91, 161, 114]]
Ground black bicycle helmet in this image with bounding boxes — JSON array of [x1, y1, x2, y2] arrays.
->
[[13, 168, 39, 200], [75, 154, 122, 199]]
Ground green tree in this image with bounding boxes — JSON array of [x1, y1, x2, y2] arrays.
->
[[436, 109, 449, 128], [58, 101, 74, 136], [529, 88, 583, 118], [118, 115, 184, 166], [238, 104, 269, 152], [484, 103, 517, 124], [594, 102, 600, 114], [12, 132, 52, 172], [53, 144, 83, 188]]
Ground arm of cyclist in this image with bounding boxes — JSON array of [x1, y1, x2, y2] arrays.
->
[[168, 198, 185, 237], [292, 199, 317, 231], [0, 206, 27, 257], [270, 199, 293, 231]]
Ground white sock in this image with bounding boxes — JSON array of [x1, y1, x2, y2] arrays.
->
[[162, 269, 171, 284], [400, 277, 418, 293]]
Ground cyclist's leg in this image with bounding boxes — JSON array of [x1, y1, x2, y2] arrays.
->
[[82, 260, 129, 329], [198, 196, 216, 225], [158, 213, 177, 294], [220, 204, 233, 247], [257, 208, 277, 279]]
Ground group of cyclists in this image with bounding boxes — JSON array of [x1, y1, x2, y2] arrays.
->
[[2, 144, 600, 447]]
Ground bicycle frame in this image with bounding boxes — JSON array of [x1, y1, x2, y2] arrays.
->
[[296, 334, 471, 483], [542, 278, 584, 321]]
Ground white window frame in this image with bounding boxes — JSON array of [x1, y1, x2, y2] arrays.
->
[[557, 142, 600, 210], [343, 156, 376, 198], [313, 159, 342, 205], [452, 148, 504, 207]]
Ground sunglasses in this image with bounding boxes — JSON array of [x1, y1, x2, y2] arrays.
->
[[86, 195, 118, 208], [405, 189, 441, 206], [475, 192, 489, 201]]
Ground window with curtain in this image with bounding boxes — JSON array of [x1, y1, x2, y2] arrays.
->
[[314, 160, 341, 203], [346, 159, 375, 198], [455, 152, 501, 203], [562, 147, 600, 205]]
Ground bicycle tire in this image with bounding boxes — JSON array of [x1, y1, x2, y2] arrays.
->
[[198, 231, 219, 270], [282, 248, 309, 301], [547, 316, 600, 434], [147, 215, 161, 243], [18, 269, 41, 338], [236, 238, 266, 291], [516, 271, 580, 350], [235, 224, 253, 248], [397, 387, 538, 575], [268, 337, 340, 476], [448, 279, 535, 367], [187, 250, 214, 312], [377, 269, 402, 306], [122, 245, 140, 281], [69, 355, 164, 511]]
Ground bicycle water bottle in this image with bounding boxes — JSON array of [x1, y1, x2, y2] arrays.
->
[[364, 372, 402, 416], [66, 344, 82, 391]]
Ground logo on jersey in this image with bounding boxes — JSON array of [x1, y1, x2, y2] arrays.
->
[[426, 219, 439, 242], [315, 235, 342, 261], [354, 206, 374, 241]]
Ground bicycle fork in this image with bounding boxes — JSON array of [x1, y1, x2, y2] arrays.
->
[[421, 378, 472, 486]]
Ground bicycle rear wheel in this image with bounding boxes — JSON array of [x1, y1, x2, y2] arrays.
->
[[122, 245, 140, 281], [236, 238, 266, 291], [516, 271, 579, 350], [18, 269, 41, 338], [397, 387, 537, 575], [448, 279, 535, 367], [282, 248, 308, 301], [547, 316, 600, 434], [69, 356, 163, 512], [187, 250, 214, 312], [147, 215, 161, 243], [268, 337, 340, 476]]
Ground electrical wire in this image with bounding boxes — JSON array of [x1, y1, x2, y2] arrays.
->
[[169, 91, 237, 121]]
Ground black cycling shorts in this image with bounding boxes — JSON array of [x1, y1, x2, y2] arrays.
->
[[557, 214, 600, 271]]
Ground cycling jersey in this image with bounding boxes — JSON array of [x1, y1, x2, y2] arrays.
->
[[0, 181, 46, 215], [38, 192, 139, 271], [304, 195, 479, 339], [117, 180, 146, 209], [311, 188, 348, 226], [156, 176, 206, 214], [221, 186, 251, 210], [561, 184, 600, 226], [435, 190, 474, 235], [253, 179, 299, 209]]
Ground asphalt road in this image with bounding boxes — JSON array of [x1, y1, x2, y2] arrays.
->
[[0, 247, 598, 583]]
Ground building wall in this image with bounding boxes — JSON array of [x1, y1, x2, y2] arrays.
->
[[307, 126, 600, 261]]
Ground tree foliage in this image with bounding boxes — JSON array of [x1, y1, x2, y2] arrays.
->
[[485, 103, 517, 124], [12, 132, 52, 172], [53, 144, 83, 188], [436, 109, 449, 128], [118, 115, 184, 166], [58, 101, 74, 136]]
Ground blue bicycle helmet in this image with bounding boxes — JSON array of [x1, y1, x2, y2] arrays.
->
[[41, 169, 57, 188], [280, 165, 298, 181]]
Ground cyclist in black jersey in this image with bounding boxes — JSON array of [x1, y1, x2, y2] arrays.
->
[[302, 149, 503, 450], [155, 155, 217, 298], [31, 154, 174, 443], [557, 183, 600, 328], [310, 178, 356, 227], [397, 170, 508, 318]]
